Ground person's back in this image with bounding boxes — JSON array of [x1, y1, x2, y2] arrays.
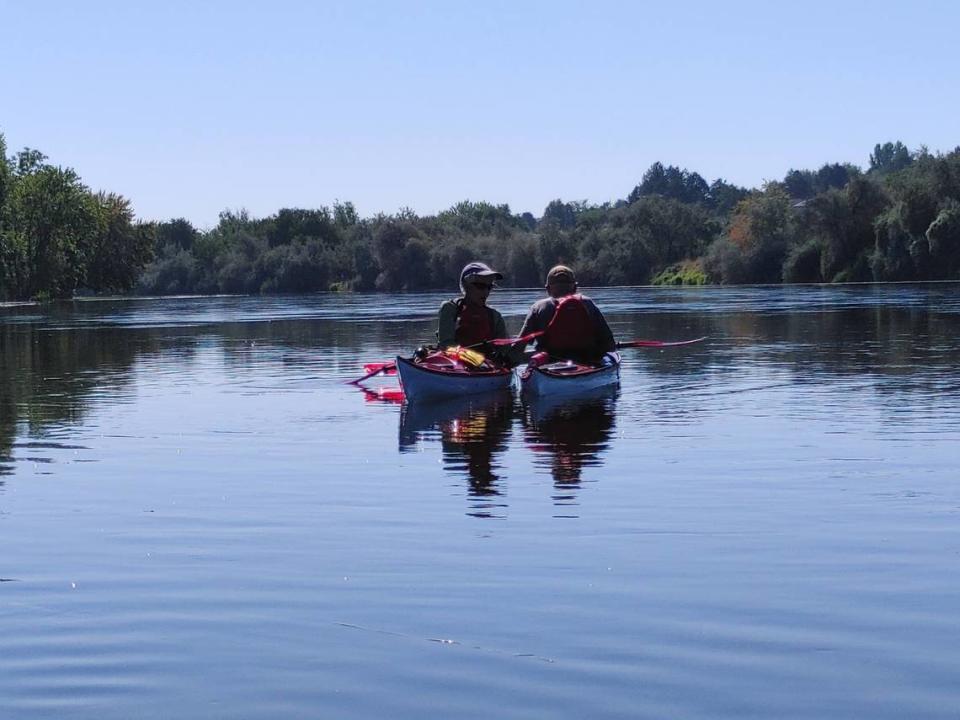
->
[[518, 265, 615, 362]]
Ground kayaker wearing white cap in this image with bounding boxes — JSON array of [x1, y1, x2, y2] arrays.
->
[[436, 262, 510, 350]]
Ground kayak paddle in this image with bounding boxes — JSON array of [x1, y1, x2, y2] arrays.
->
[[346, 361, 396, 385], [487, 332, 708, 349], [616, 336, 708, 349]]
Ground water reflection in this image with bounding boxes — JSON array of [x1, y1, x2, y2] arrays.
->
[[0, 320, 160, 477], [387, 385, 620, 518], [0, 394, 13, 479], [3, 289, 960, 719], [3, 287, 959, 483], [522, 388, 619, 513], [399, 392, 515, 518]]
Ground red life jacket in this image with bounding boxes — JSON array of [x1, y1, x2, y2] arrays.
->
[[455, 299, 494, 347], [540, 294, 598, 355]]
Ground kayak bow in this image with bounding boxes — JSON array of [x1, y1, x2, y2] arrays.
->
[[395, 352, 514, 401]]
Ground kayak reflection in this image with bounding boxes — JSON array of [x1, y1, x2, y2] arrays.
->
[[399, 391, 516, 518], [522, 387, 619, 510]]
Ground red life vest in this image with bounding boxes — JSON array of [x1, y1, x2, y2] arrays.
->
[[455, 300, 494, 347], [540, 294, 598, 355]]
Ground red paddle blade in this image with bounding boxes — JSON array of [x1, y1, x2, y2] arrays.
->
[[346, 361, 397, 385], [363, 362, 397, 376], [361, 387, 405, 403]]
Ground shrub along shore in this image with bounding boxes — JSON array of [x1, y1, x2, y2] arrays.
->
[[2, 133, 958, 301]]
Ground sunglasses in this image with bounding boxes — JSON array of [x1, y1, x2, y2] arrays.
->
[[466, 281, 494, 290]]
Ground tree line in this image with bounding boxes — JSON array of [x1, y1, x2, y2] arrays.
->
[[0, 135, 153, 300], [2, 130, 959, 301]]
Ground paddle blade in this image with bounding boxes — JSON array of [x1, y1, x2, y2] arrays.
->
[[361, 386, 405, 403], [346, 361, 397, 385], [617, 336, 708, 349], [363, 362, 397, 376]]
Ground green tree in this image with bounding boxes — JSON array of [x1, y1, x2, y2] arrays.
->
[[624, 195, 716, 267], [806, 176, 888, 282], [869, 141, 912, 175], [372, 220, 416, 290], [537, 222, 578, 270], [0, 133, 10, 219], [629, 162, 710, 205], [709, 179, 748, 214], [782, 239, 824, 283], [925, 199, 960, 279], [333, 200, 359, 228], [725, 186, 794, 282], [265, 207, 335, 247], [155, 218, 199, 255], [813, 163, 858, 194], [783, 169, 816, 200], [872, 203, 918, 280], [9, 164, 99, 298], [703, 238, 747, 284], [540, 199, 577, 229], [438, 200, 516, 236], [84, 193, 154, 293], [0, 134, 17, 298]]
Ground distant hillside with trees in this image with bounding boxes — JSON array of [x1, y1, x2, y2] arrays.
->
[[2, 130, 959, 301]]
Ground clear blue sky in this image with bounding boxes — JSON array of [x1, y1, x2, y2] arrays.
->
[[4, 0, 958, 227]]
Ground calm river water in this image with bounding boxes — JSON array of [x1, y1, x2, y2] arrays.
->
[[1, 285, 959, 719]]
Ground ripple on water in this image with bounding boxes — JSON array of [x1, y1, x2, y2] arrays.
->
[[2, 286, 960, 719]]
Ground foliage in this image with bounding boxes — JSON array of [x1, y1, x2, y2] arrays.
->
[[925, 199, 960, 279], [870, 141, 913, 175], [782, 239, 824, 283], [651, 260, 709, 286], [703, 238, 748, 285], [725, 186, 796, 283], [127, 143, 960, 293], [85, 193, 155, 293], [628, 162, 711, 205], [0, 133, 153, 300], [8, 163, 99, 298], [4, 129, 960, 300], [805, 176, 888, 282]]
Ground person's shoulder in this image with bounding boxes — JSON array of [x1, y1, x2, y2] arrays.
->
[[529, 297, 556, 312], [439, 297, 462, 311]]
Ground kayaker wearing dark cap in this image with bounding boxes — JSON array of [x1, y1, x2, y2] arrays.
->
[[437, 262, 510, 350], [517, 265, 616, 363]]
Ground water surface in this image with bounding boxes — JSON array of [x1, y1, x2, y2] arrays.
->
[[2, 285, 959, 718]]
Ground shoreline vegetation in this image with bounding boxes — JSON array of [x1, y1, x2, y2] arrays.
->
[[2, 130, 958, 302]]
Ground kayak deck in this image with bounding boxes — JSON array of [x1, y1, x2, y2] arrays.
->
[[395, 353, 514, 401], [520, 352, 621, 397]]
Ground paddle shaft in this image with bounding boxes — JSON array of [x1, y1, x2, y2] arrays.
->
[[616, 336, 707, 349], [348, 335, 706, 382], [346, 361, 396, 385]]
